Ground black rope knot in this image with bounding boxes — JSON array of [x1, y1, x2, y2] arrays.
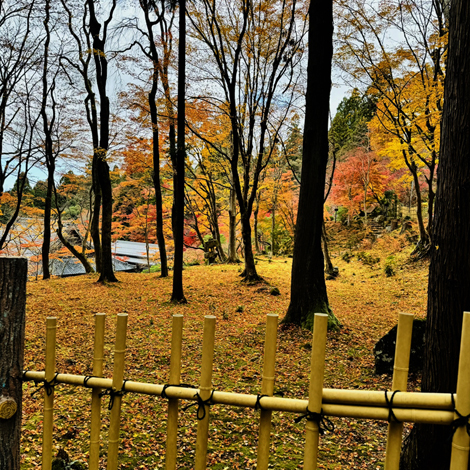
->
[[255, 394, 268, 411], [294, 407, 334, 435], [83, 376, 96, 388], [451, 393, 470, 437], [31, 373, 59, 397], [183, 391, 215, 420], [385, 390, 401, 423], [99, 380, 128, 410]]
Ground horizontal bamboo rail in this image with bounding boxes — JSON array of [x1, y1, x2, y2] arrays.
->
[[22, 370, 455, 410], [22, 371, 455, 424]]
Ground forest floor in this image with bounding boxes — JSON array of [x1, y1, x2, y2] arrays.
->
[[21, 223, 429, 469]]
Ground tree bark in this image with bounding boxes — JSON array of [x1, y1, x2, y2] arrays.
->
[[171, 0, 187, 303], [226, 185, 238, 262], [282, 0, 340, 330], [87, 0, 118, 283], [0, 258, 27, 470], [400, 1, 470, 467]]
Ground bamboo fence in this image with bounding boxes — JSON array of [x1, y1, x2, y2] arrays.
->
[[22, 311, 470, 470]]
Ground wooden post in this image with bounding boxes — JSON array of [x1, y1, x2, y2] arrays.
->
[[194, 315, 216, 470], [384, 312, 414, 470], [89, 313, 106, 470], [257, 314, 279, 470], [43, 317, 57, 470], [106, 314, 128, 470], [165, 314, 184, 470], [303, 313, 328, 470], [0, 258, 27, 470], [450, 312, 470, 469]]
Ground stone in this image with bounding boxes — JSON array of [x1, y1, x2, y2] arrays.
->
[[373, 319, 426, 375]]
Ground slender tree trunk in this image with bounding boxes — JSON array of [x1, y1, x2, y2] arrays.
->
[[240, 213, 259, 281], [282, 0, 340, 330], [41, 169, 54, 279], [227, 185, 238, 262], [0, 258, 27, 470], [401, 1, 470, 467], [40, 0, 53, 280], [90, 176, 102, 273], [143, 0, 169, 278], [171, 0, 187, 302], [254, 198, 260, 254], [271, 206, 276, 258], [322, 221, 334, 274], [410, 164, 430, 255]]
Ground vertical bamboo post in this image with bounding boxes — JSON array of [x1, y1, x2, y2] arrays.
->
[[194, 315, 216, 470], [89, 313, 106, 470], [42, 317, 57, 470], [165, 314, 184, 470], [106, 314, 128, 470], [257, 314, 279, 470], [384, 312, 414, 470], [303, 313, 328, 470], [450, 312, 470, 470]]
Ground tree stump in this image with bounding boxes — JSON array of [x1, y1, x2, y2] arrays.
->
[[0, 258, 27, 470]]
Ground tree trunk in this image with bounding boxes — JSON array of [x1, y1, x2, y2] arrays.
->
[[282, 0, 340, 331], [226, 185, 238, 262], [400, 1, 470, 467], [271, 206, 275, 258], [86, 0, 117, 283], [42, 162, 54, 280], [171, 0, 187, 303], [322, 221, 334, 274], [239, 213, 260, 282], [254, 198, 260, 254], [0, 258, 27, 470], [143, 0, 169, 278]]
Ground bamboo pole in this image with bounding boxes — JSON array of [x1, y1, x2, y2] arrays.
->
[[165, 314, 184, 470], [22, 373, 456, 410], [22, 371, 456, 424], [303, 313, 328, 470], [194, 315, 216, 470], [450, 312, 470, 469], [42, 317, 57, 470], [385, 312, 414, 470], [89, 313, 106, 470], [257, 314, 279, 470], [106, 314, 128, 470]]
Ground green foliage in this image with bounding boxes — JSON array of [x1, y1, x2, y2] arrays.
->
[[329, 89, 376, 156], [357, 251, 380, 265], [384, 255, 396, 277]]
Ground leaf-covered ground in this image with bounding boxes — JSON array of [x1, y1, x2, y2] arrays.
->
[[21, 229, 428, 469]]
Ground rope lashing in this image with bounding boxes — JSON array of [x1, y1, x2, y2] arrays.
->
[[183, 390, 215, 421], [451, 393, 470, 437], [294, 407, 335, 435], [30, 372, 59, 397], [160, 383, 197, 400], [99, 380, 128, 410], [83, 376, 96, 388], [385, 390, 401, 423]]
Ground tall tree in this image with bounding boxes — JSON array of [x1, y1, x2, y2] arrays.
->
[[60, 0, 118, 282], [189, 0, 306, 281], [282, 0, 340, 330], [171, 0, 187, 302], [401, 1, 470, 467]]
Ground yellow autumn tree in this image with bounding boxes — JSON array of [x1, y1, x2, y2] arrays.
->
[[335, 0, 447, 254]]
